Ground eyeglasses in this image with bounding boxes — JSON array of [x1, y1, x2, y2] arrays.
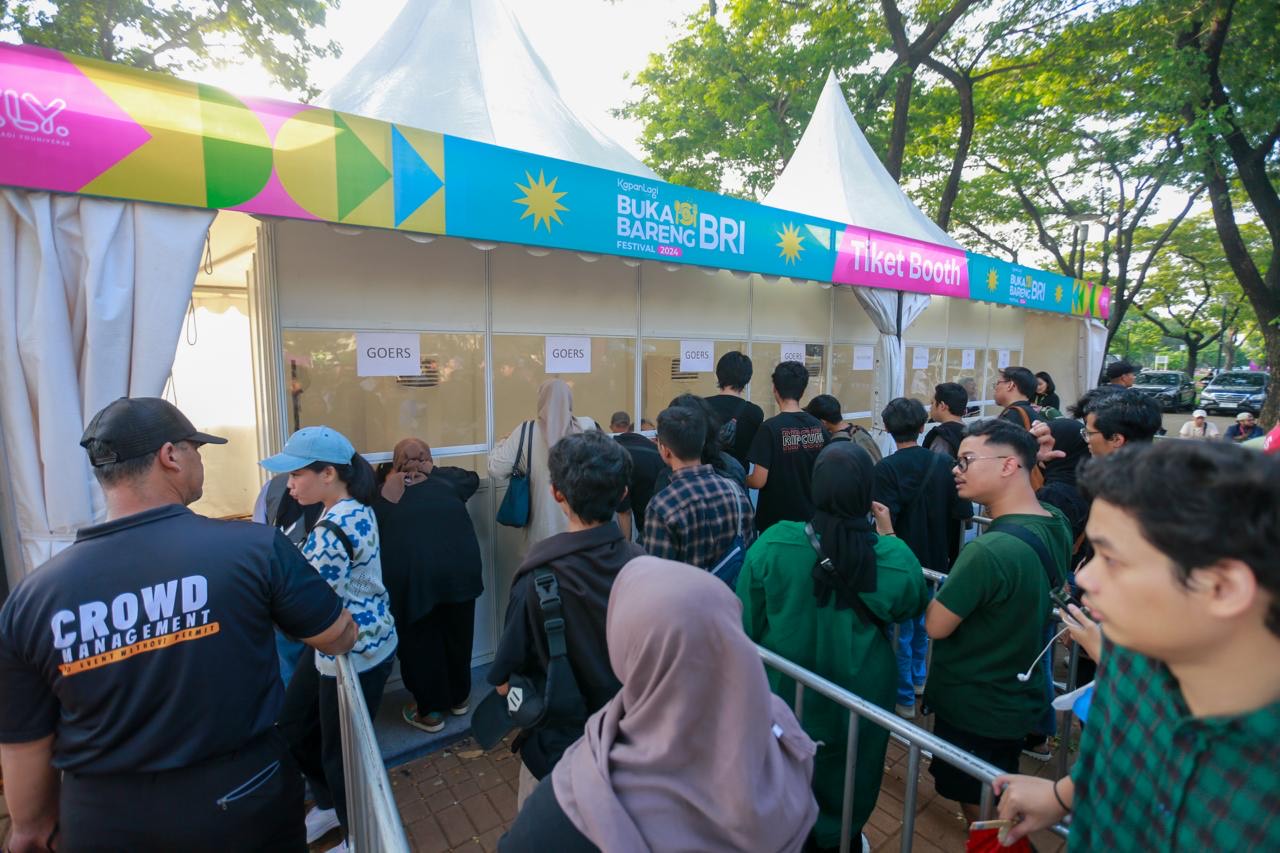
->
[[1080, 427, 1102, 440], [955, 454, 1014, 473], [992, 378, 1011, 389]]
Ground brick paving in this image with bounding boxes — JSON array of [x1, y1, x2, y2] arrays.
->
[[387, 725, 1076, 852]]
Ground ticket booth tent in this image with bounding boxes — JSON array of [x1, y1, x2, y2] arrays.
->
[[0, 41, 1110, 672]]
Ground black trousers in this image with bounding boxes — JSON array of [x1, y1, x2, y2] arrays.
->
[[278, 652, 394, 833], [399, 599, 476, 714], [59, 729, 304, 853]]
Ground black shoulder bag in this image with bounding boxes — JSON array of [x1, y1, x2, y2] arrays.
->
[[987, 519, 1064, 590]]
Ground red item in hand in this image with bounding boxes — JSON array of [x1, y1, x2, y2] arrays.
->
[[966, 827, 1033, 852]]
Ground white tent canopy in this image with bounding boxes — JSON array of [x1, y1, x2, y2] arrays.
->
[[763, 71, 946, 442], [318, 0, 658, 179]]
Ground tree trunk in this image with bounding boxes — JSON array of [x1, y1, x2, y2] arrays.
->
[[885, 69, 915, 182], [926, 61, 974, 232], [1262, 327, 1280, 428], [1185, 344, 1199, 380]]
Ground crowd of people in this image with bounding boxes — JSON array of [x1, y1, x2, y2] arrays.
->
[[0, 349, 1277, 853]]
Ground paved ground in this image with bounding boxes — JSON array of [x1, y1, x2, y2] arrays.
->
[[1160, 410, 1238, 435], [384, 724, 1074, 852]]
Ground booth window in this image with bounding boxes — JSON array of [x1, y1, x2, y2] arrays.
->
[[906, 346, 947, 404], [282, 331, 486, 455], [829, 344, 875, 418], [640, 339, 746, 426], [982, 349, 1023, 414], [491, 335, 635, 438], [753, 342, 827, 418]]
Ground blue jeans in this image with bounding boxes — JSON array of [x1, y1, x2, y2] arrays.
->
[[1032, 620, 1058, 738], [895, 613, 929, 706]]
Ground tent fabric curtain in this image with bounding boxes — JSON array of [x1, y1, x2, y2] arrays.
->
[[1081, 319, 1108, 397], [0, 189, 214, 582], [851, 286, 932, 455]]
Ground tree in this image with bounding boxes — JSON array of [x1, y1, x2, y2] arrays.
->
[[947, 8, 1204, 353], [1166, 0, 1280, 426], [1, 0, 341, 99], [1130, 214, 1263, 377], [618, 1, 883, 196]]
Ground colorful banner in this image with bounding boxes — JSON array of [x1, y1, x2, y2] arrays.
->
[[0, 42, 1107, 318]]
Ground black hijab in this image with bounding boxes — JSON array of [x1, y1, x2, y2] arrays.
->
[[810, 442, 879, 609]]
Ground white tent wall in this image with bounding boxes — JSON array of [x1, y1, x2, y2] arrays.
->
[[1023, 312, 1098, 410], [0, 189, 214, 583]]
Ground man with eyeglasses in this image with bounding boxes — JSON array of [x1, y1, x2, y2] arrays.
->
[[993, 366, 1044, 431], [923, 419, 1071, 824], [1081, 389, 1162, 458]]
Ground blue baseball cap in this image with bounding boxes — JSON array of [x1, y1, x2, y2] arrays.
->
[[260, 426, 356, 473]]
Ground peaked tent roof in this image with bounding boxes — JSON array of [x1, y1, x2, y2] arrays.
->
[[318, 0, 658, 179], [763, 70, 960, 249]]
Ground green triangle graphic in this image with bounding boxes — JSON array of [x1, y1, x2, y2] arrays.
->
[[334, 113, 391, 220]]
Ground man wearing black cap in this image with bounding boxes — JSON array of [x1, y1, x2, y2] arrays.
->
[[0, 397, 356, 853]]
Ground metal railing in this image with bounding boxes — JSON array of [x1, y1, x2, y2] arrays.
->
[[335, 653, 411, 853], [758, 646, 1070, 853]]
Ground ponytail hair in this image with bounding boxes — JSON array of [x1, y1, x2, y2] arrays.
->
[[305, 452, 378, 505]]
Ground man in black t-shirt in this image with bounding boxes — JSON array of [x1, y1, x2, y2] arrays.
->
[[745, 361, 827, 532], [872, 398, 972, 719], [0, 398, 355, 853], [705, 351, 765, 469], [608, 411, 665, 538]]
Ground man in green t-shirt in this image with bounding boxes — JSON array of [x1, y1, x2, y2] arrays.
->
[[924, 419, 1071, 822], [992, 441, 1280, 850]]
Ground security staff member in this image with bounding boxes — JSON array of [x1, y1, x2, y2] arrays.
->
[[0, 398, 356, 853]]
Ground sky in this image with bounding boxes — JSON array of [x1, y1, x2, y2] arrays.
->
[[196, 0, 703, 162]]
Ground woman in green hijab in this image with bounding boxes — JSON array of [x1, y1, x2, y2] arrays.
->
[[738, 441, 928, 852]]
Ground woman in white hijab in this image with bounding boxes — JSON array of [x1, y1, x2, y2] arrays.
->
[[489, 379, 596, 548], [500, 557, 819, 852]]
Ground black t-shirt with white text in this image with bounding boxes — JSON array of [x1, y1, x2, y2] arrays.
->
[[0, 505, 342, 773], [747, 410, 827, 532]]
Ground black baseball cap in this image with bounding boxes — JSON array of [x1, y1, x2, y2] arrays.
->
[[80, 397, 227, 467]]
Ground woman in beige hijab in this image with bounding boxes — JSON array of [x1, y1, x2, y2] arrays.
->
[[489, 379, 596, 548], [500, 557, 819, 852]]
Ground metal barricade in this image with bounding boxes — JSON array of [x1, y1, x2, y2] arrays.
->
[[758, 646, 1069, 853], [335, 653, 411, 853]]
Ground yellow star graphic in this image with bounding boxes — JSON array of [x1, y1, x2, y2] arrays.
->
[[987, 268, 998, 292], [1054, 284, 1064, 303], [514, 170, 568, 231], [776, 223, 805, 264]]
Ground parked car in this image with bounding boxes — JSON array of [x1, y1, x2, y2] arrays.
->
[[1132, 370, 1197, 412], [1200, 370, 1271, 415]]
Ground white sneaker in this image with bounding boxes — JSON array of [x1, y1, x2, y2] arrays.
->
[[894, 703, 916, 719], [325, 840, 348, 853], [305, 806, 340, 844], [861, 833, 871, 853]]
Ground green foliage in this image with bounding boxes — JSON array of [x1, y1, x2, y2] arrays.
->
[[1, 0, 341, 99]]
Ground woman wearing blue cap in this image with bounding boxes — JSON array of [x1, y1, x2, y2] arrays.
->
[[261, 426, 398, 853]]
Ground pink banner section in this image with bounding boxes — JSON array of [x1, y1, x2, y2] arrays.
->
[[833, 225, 970, 298]]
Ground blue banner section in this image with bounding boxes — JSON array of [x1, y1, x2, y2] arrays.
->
[[967, 255, 1078, 314], [444, 137, 843, 282]]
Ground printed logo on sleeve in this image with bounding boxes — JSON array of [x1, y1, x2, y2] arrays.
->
[[49, 575, 219, 676]]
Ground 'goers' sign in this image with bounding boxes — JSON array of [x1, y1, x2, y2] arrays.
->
[[356, 332, 420, 377], [961, 349, 976, 370], [545, 336, 591, 373], [912, 347, 930, 370], [781, 343, 807, 365], [998, 349, 1011, 369], [680, 341, 714, 373]]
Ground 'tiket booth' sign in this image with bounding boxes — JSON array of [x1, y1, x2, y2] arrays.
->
[[0, 43, 1108, 319]]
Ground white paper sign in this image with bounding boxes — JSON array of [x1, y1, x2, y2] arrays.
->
[[997, 349, 1011, 369], [961, 348, 976, 370], [356, 332, 420, 377], [679, 340, 715, 373], [781, 343, 807, 364], [545, 336, 591, 373], [912, 347, 929, 370], [853, 345, 875, 371]]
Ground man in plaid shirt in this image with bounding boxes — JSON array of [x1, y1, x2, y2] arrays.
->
[[643, 404, 754, 571], [992, 441, 1280, 849]]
